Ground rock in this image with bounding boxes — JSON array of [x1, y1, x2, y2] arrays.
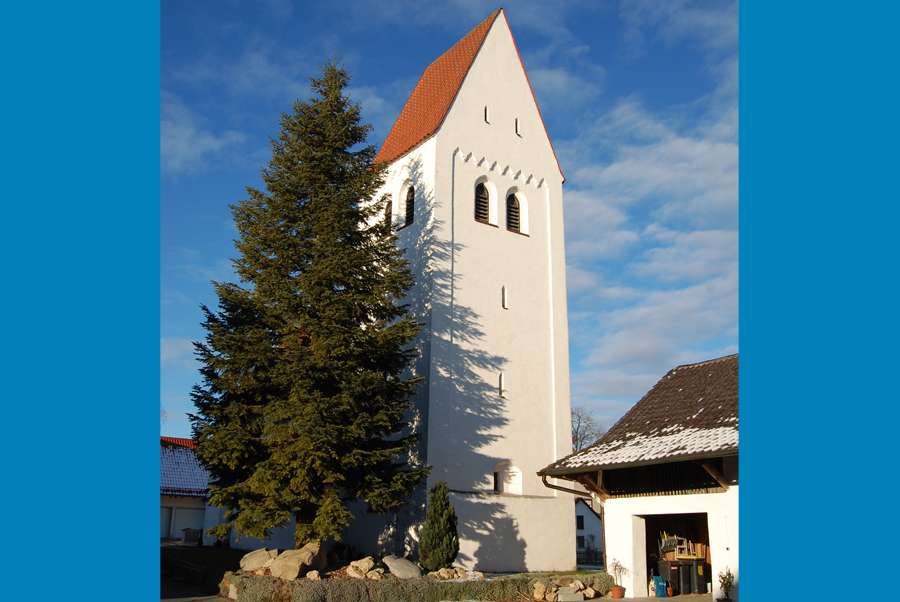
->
[[366, 568, 384, 581], [571, 580, 585, 592], [454, 567, 468, 579], [346, 565, 366, 579], [351, 556, 375, 573], [534, 581, 547, 601], [382, 555, 422, 580], [240, 548, 277, 572], [254, 558, 274, 575], [306, 570, 320, 580], [269, 541, 326, 581], [546, 591, 558, 602], [438, 567, 454, 580], [582, 587, 596, 599], [473, 571, 484, 579]]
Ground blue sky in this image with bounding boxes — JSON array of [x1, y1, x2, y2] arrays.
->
[[161, 0, 739, 440]]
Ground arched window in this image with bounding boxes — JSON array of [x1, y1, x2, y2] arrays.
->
[[492, 461, 523, 495], [384, 197, 392, 229], [506, 194, 520, 232], [404, 186, 414, 227], [475, 183, 490, 223]]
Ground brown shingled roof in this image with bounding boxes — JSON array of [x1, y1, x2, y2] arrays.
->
[[541, 354, 739, 475], [374, 9, 501, 166]]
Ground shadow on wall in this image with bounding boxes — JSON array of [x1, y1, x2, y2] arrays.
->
[[452, 495, 527, 572], [353, 156, 521, 564]]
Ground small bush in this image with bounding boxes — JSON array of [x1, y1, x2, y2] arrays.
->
[[417, 480, 459, 572]]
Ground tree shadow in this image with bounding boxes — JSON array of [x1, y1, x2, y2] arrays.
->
[[342, 154, 523, 566]]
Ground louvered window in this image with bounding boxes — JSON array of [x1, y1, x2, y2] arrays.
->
[[384, 198, 392, 229], [404, 187, 414, 226], [506, 194, 520, 232], [475, 183, 490, 222]]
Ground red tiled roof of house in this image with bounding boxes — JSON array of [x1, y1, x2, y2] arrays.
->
[[161, 436, 197, 449], [373, 9, 564, 181], [541, 354, 739, 475]]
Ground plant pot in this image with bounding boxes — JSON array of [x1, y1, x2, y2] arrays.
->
[[610, 585, 625, 599]]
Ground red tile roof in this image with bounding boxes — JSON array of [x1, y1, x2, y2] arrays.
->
[[374, 9, 564, 181], [160, 436, 197, 449]]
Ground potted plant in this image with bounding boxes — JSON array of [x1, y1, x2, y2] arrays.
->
[[607, 558, 627, 599], [716, 566, 734, 601]]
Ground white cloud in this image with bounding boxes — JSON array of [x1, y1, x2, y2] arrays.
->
[[161, 338, 196, 369], [161, 91, 247, 176]]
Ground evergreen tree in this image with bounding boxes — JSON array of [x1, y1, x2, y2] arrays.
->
[[190, 61, 429, 548], [418, 480, 459, 571]]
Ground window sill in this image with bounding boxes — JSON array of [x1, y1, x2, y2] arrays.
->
[[475, 219, 499, 228], [507, 228, 529, 237]]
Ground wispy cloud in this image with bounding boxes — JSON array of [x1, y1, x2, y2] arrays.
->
[[161, 338, 196, 369], [161, 91, 247, 176]]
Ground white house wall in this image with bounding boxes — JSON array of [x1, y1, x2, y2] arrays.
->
[[603, 486, 739, 599], [161, 495, 207, 539]]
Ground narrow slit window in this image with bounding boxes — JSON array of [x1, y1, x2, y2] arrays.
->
[[404, 187, 414, 226], [501, 286, 508, 309], [498, 373, 504, 397], [475, 183, 490, 222], [493, 472, 500, 492], [515, 118, 519, 135], [484, 106, 490, 123], [384, 198, 392, 229], [506, 194, 520, 232]]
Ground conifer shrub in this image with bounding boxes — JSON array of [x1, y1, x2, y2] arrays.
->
[[417, 480, 459, 572]]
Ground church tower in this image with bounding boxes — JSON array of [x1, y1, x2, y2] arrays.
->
[[370, 9, 576, 572]]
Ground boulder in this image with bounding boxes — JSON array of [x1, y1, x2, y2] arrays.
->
[[438, 568, 454, 580], [571, 580, 585, 592], [454, 567, 468, 579], [534, 581, 547, 601], [346, 565, 366, 580], [366, 568, 385, 581], [382, 555, 422, 580], [254, 558, 274, 575], [546, 592, 558, 602], [472, 571, 484, 579], [350, 556, 375, 574], [240, 548, 278, 572], [306, 570, 320, 581], [582, 587, 597, 599], [269, 541, 326, 581]]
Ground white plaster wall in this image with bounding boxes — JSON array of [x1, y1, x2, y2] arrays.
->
[[602, 487, 739, 599], [575, 500, 603, 553], [161, 495, 207, 539], [451, 491, 575, 572]]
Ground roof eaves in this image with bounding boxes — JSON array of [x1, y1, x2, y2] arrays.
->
[[541, 448, 740, 477]]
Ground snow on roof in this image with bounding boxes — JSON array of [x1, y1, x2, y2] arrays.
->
[[542, 354, 738, 475], [160, 437, 209, 497]]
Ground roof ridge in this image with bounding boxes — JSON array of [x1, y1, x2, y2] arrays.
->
[[374, 9, 502, 166], [673, 353, 738, 371]]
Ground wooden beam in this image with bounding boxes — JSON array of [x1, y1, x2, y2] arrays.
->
[[701, 462, 730, 491], [576, 471, 610, 501]]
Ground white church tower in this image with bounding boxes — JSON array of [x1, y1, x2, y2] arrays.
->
[[363, 8, 576, 572]]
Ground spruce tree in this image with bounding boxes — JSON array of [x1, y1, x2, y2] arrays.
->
[[417, 480, 459, 571], [189, 61, 429, 547]]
